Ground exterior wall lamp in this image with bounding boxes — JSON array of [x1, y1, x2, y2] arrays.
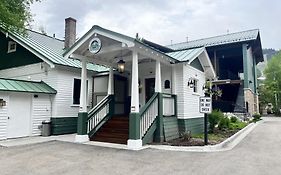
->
[[0, 99, 7, 107], [117, 59, 125, 73], [187, 78, 194, 88]]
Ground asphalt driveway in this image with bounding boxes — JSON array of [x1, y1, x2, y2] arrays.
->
[[0, 117, 281, 175]]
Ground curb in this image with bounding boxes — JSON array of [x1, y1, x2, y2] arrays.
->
[[149, 120, 263, 152]]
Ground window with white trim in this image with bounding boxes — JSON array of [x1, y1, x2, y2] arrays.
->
[[7, 41, 17, 53]]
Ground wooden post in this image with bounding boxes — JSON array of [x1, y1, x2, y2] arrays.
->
[[75, 59, 89, 143]]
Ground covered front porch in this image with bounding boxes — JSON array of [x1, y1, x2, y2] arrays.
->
[[64, 26, 178, 149]]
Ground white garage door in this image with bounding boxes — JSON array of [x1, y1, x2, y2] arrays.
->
[[7, 93, 31, 138]]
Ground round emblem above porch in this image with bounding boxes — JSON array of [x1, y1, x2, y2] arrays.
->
[[89, 37, 102, 54]]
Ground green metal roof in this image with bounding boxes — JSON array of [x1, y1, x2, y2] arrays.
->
[[166, 47, 205, 62], [168, 29, 259, 50], [7, 30, 108, 72], [0, 78, 57, 94]]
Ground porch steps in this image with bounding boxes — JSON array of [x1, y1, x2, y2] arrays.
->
[[90, 116, 129, 144]]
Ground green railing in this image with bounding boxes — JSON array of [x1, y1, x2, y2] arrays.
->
[[87, 95, 114, 137]]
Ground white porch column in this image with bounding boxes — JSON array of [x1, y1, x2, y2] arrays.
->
[[155, 60, 162, 93], [107, 67, 114, 95], [75, 59, 89, 143], [80, 59, 88, 112], [127, 50, 142, 150], [130, 51, 139, 113]]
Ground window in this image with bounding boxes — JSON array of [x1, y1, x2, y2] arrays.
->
[[73, 79, 81, 105], [73, 78, 88, 105], [193, 79, 198, 93], [164, 80, 170, 89], [7, 41, 17, 53]]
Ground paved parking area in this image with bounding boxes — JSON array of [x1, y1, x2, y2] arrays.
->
[[0, 117, 281, 175]]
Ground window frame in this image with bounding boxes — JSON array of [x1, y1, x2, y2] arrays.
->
[[72, 78, 89, 105], [7, 41, 17, 53]]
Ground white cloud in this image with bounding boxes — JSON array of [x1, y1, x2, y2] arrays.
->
[[30, 0, 281, 49]]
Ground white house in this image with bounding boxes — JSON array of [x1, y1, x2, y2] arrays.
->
[[0, 18, 215, 149]]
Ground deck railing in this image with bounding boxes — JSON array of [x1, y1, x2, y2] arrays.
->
[[139, 93, 159, 138], [87, 95, 113, 136]]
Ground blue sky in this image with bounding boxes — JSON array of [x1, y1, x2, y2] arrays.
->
[[31, 0, 280, 50]]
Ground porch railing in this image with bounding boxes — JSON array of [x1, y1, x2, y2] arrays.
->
[[139, 93, 159, 138], [162, 93, 177, 116], [87, 95, 114, 137]]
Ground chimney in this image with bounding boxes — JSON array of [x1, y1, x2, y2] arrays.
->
[[64, 17, 76, 48]]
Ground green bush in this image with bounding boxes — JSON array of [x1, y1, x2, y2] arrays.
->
[[230, 116, 238, 123], [208, 110, 224, 133], [252, 113, 261, 122], [229, 122, 247, 130], [218, 117, 230, 130]]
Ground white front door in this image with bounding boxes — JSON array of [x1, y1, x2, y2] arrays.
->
[[7, 93, 31, 138]]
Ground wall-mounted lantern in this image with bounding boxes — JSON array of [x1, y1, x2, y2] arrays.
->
[[117, 59, 125, 73], [187, 78, 194, 88], [0, 99, 7, 107]]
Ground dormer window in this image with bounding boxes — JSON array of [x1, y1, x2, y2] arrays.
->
[[7, 41, 17, 53]]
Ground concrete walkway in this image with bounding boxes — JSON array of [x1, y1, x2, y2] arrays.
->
[[0, 117, 281, 175]]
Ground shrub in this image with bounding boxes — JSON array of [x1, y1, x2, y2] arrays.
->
[[230, 116, 238, 123], [218, 117, 230, 130], [252, 113, 261, 122], [180, 130, 192, 141], [208, 110, 224, 133], [229, 121, 247, 130]]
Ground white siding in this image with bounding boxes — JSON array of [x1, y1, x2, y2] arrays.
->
[[31, 94, 52, 136], [0, 94, 8, 140], [53, 68, 94, 118], [173, 64, 185, 118], [183, 64, 205, 119], [0, 63, 95, 119]]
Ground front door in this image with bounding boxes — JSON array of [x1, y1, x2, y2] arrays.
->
[[145, 78, 155, 103], [7, 93, 31, 138], [114, 76, 128, 115]]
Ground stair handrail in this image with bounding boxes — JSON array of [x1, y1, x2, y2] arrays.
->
[[87, 95, 113, 136], [139, 93, 159, 138], [88, 95, 112, 119]]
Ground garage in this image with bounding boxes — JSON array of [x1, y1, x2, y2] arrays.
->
[[0, 78, 56, 140]]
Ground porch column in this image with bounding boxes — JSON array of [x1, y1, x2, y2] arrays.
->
[[107, 67, 114, 95], [155, 60, 164, 142], [128, 50, 142, 150], [107, 67, 115, 116], [75, 59, 89, 143]]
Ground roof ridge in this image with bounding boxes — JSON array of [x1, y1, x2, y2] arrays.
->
[[169, 28, 259, 47], [27, 29, 64, 42], [0, 77, 42, 84]]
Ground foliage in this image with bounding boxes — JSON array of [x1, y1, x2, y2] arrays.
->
[[259, 51, 281, 115], [208, 110, 224, 133], [229, 121, 247, 130], [230, 116, 238, 123], [218, 117, 230, 130], [0, 0, 40, 33], [252, 113, 261, 123], [204, 80, 222, 97], [180, 130, 192, 141]]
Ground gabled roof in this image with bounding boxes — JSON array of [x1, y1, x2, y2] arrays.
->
[[2, 29, 108, 72], [0, 78, 57, 94], [166, 47, 205, 62], [167, 29, 260, 50]]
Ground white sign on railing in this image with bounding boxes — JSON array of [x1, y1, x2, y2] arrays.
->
[[199, 97, 212, 114]]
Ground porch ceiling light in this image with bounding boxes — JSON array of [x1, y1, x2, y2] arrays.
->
[[117, 59, 125, 73]]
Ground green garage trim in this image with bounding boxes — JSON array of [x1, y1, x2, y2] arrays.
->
[[163, 117, 179, 141], [51, 117, 77, 135], [178, 117, 204, 135]]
